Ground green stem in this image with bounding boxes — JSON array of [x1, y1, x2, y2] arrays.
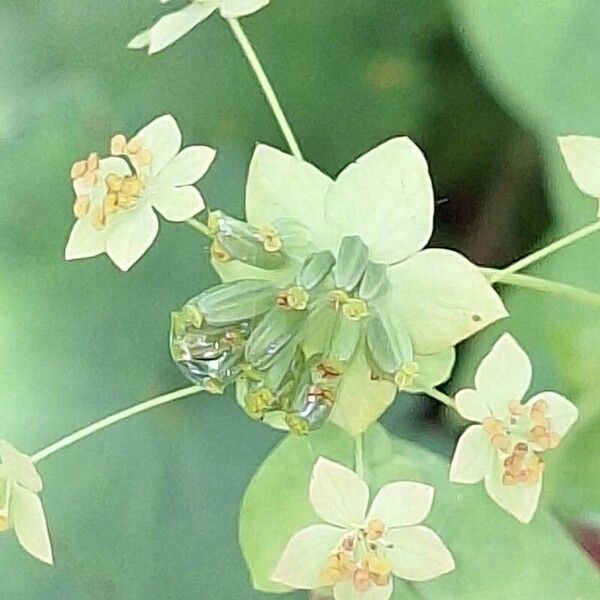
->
[[423, 387, 456, 410], [31, 385, 200, 464], [488, 220, 600, 282], [482, 268, 600, 308], [227, 18, 303, 160], [186, 218, 213, 238], [354, 434, 365, 480]]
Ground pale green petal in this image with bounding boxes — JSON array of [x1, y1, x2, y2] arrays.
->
[[330, 347, 397, 436], [334, 578, 393, 600], [558, 135, 600, 213], [383, 249, 508, 355], [454, 389, 493, 422], [135, 114, 182, 175], [524, 392, 579, 438], [310, 458, 369, 528], [65, 218, 108, 261], [367, 482, 434, 527], [156, 146, 216, 187], [386, 525, 455, 582], [245, 144, 334, 250], [145, 4, 217, 55], [152, 185, 205, 222], [475, 334, 531, 408], [484, 453, 542, 524], [211, 256, 299, 286], [0, 441, 42, 493], [449, 425, 493, 484], [271, 523, 342, 590], [128, 29, 151, 50], [405, 348, 455, 393], [325, 137, 434, 263], [105, 207, 159, 271], [220, 0, 270, 18], [11, 485, 53, 565]]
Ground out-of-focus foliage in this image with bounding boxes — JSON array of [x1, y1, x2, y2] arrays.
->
[[451, 0, 600, 527], [0, 0, 595, 598]]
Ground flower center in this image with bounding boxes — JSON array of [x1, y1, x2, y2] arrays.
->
[[482, 398, 560, 487], [319, 519, 392, 592], [277, 286, 309, 310]]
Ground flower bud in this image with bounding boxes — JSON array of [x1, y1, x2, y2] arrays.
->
[[297, 250, 336, 290], [366, 312, 413, 375], [333, 236, 369, 291], [358, 261, 388, 300]]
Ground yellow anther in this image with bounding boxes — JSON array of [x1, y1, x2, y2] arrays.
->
[[353, 568, 371, 592], [203, 379, 225, 395], [259, 224, 282, 253], [502, 443, 543, 487], [394, 361, 419, 389], [316, 359, 344, 380], [71, 152, 99, 185], [285, 414, 310, 436], [482, 417, 505, 436], [245, 388, 275, 419], [207, 210, 223, 234], [365, 555, 392, 586], [89, 206, 107, 230], [534, 431, 561, 450], [110, 133, 127, 155], [366, 518, 385, 541], [277, 287, 309, 311], [509, 400, 526, 416], [328, 289, 349, 309], [530, 399, 550, 427], [321, 553, 356, 586], [342, 298, 369, 321], [126, 137, 142, 154], [490, 433, 510, 452], [0, 516, 9, 533], [210, 239, 231, 263], [73, 195, 91, 218], [105, 173, 123, 193], [102, 174, 142, 216]]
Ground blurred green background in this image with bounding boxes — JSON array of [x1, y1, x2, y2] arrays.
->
[[0, 0, 598, 597]]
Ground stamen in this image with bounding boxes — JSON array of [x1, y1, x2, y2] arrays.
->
[[70, 152, 99, 186], [102, 174, 143, 216], [316, 359, 344, 380], [259, 225, 282, 253], [366, 518, 385, 541], [211, 239, 232, 263], [365, 555, 392, 586], [277, 287, 309, 311], [502, 442, 544, 487], [73, 195, 91, 218], [353, 567, 371, 592], [394, 361, 419, 389], [328, 289, 349, 310], [342, 298, 369, 321], [482, 417, 505, 436], [110, 134, 153, 168], [89, 206, 107, 230]]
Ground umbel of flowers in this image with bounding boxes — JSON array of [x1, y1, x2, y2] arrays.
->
[[170, 139, 507, 436]]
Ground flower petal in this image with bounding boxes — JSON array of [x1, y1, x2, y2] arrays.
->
[[152, 185, 205, 222], [135, 114, 182, 175], [449, 425, 493, 484], [484, 453, 542, 524], [310, 458, 369, 528], [474, 333, 531, 409], [454, 389, 491, 422], [11, 485, 53, 565], [128, 29, 151, 50], [383, 249, 508, 355], [65, 218, 108, 261], [406, 348, 456, 393], [333, 578, 393, 600], [271, 523, 343, 590], [386, 525, 455, 582], [157, 146, 216, 187], [329, 347, 397, 436], [524, 392, 579, 438], [368, 482, 434, 527], [245, 144, 334, 252], [0, 441, 42, 493], [143, 3, 217, 55], [220, 0, 270, 18], [105, 207, 159, 271], [325, 137, 434, 264], [558, 135, 600, 210]]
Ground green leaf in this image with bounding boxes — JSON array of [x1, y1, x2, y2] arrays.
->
[[239, 423, 600, 598]]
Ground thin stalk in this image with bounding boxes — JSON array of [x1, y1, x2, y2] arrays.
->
[[482, 268, 600, 308], [31, 385, 200, 464], [489, 220, 600, 282], [354, 434, 365, 480], [227, 18, 303, 159], [423, 387, 456, 410], [186, 218, 213, 238]]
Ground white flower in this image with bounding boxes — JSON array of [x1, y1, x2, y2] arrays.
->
[[227, 139, 508, 435], [65, 114, 215, 271], [449, 333, 579, 523], [558, 135, 600, 217], [272, 458, 454, 599], [0, 440, 53, 564], [129, 0, 271, 54]]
